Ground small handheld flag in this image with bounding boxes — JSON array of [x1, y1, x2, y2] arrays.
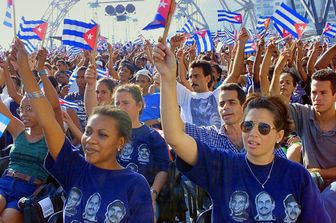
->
[[180, 19, 194, 34], [0, 113, 10, 137], [17, 17, 48, 41], [59, 98, 80, 110], [217, 10, 242, 24], [194, 30, 214, 54], [143, 0, 175, 30], [62, 19, 98, 50], [323, 23, 336, 39], [3, 0, 13, 28], [272, 3, 308, 39]]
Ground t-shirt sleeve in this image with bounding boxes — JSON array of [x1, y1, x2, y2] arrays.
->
[[44, 137, 87, 191], [151, 130, 170, 172], [298, 171, 332, 223], [176, 81, 190, 107], [289, 103, 304, 135], [127, 175, 154, 222], [176, 139, 230, 193]]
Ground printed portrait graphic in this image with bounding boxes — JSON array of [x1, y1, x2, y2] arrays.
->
[[229, 191, 249, 222], [104, 200, 127, 223], [254, 191, 276, 222], [82, 192, 102, 222], [283, 194, 301, 223]]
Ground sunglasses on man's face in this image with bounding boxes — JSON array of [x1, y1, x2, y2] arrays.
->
[[241, 121, 276, 135]]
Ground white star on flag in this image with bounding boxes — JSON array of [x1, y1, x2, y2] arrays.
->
[[87, 33, 93, 40], [37, 27, 42, 32], [159, 0, 167, 8]]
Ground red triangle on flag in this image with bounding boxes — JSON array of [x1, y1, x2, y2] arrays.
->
[[234, 15, 242, 23], [195, 30, 207, 38], [252, 42, 257, 50], [294, 23, 307, 38], [282, 29, 291, 38], [83, 25, 98, 50], [324, 24, 331, 32], [33, 22, 48, 41]]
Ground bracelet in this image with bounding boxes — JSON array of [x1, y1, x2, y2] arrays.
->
[[150, 189, 158, 198], [26, 91, 45, 99], [37, 69, 48, 76]]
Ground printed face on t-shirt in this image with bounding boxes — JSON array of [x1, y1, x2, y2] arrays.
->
[[255, 192, 275, 219]]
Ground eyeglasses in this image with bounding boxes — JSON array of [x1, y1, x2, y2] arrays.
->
[[16, 106, 33, 115], [241, 121, 276, 135]]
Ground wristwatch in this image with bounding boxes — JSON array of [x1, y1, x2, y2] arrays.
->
[[37, 69, 48, 76]]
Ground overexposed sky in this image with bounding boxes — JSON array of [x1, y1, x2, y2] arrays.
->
[[0, 0, 230, 49]]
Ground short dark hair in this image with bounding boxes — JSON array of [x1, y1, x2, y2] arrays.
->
[[92, 105, 132, 143], [312, 69, 336, 95], [281, 67, 300, 87], [189, 60, 212, 77], [97, 78, 118, 93], [243, 95, 294, 145], [113, 84, 144, 114], [220, 83, 246, 105]]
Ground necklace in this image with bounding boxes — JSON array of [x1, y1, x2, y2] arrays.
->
[[245, 156, 275, 189]]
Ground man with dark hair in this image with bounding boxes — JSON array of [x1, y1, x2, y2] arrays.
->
[[283, 194, 301, 223], [56, 59, 67, 72], [104, 200, 126, 223], [254, 191, 276, 221], [177, 60, 221, 128], [229, 191, 249, 221], [289, 69, 336, 219], [185, 83, 285, 157]]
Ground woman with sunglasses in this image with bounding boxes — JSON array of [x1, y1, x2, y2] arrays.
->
[[153, 40, 331, 222]]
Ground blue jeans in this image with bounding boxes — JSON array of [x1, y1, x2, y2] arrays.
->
[[0, 175, 39, 211]]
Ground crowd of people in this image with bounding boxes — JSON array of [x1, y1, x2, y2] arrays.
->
[[0, 26, 335, 222]]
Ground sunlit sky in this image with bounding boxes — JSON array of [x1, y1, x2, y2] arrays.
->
[[0, 0, 235, 49]]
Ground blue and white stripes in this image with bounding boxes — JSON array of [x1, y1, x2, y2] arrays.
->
[[17, 17, 45, 40], [62, 19, 96, 50], [181, 20, 194, 34], [217, 10, 242, 24], [3, 0, 13, 28], [194, 30, 214, 54], [0, 113, 10, 137], [22, 39, 37, 55]]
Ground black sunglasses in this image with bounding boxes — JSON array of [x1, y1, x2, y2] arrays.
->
[[241, 121, 276, 135]]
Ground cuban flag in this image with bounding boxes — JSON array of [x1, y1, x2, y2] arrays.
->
[[217, 30, 226, 38], [21, 39, 37, 55], [3, 0, 13, 28], [180, 19, 194, 34], [133, 34, 145, 46], [143, 0, 175, 30], [194, 29, 214, 54], [323, 23, 336, 38], [59, 98, 79, 110], [183, 37, 195, 47], [62, 19, 99, 50], [17, 17, 48, 41], [97, 36, 108, 52], [67, 46, 82, 59], [97, 68, 108, 78], [0, 113, 10, 137], [273, 21, 292, 38], [272, 3, 308, 39], [245, 41, 257, 54], [256, 16, 271, 38], [217, 10, 242, 24]]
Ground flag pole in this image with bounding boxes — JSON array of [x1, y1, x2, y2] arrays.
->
[[12, 0, 17, 38], [161, 0, 176, 44]]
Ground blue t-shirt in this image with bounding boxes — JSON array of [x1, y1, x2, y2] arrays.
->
[[176, 140, 331, 223], [118, 125, 169, 185], [45, 138, 153, 223], [64, 92, 86, 130], [140, 93, 160, 122]]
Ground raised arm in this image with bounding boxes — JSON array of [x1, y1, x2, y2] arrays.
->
[[224, 28, 249, 84], [0, 59, 25, 139], [295, 40, 308, 82], [315, 43, 336, 70], [107, 43, 119, 80], [84, 65, 98, 116], [176, 48, 192, 91], [307, 42, 321, 75], [36, 48, 64, 131], [269, 49, 290, 96], [153, 40, 198, 166], [11, 39, 64, 160], [5, 55, 23, 104], [259, 43, 276, 96], [253, 38, 265, 84]]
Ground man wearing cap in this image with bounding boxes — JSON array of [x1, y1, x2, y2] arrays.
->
[[135, 69, 161, 128]]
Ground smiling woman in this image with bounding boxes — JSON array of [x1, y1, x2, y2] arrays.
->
[[11, 39, 153, 223]]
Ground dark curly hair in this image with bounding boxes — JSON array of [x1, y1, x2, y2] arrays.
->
[[243, 95, 294, 146]]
